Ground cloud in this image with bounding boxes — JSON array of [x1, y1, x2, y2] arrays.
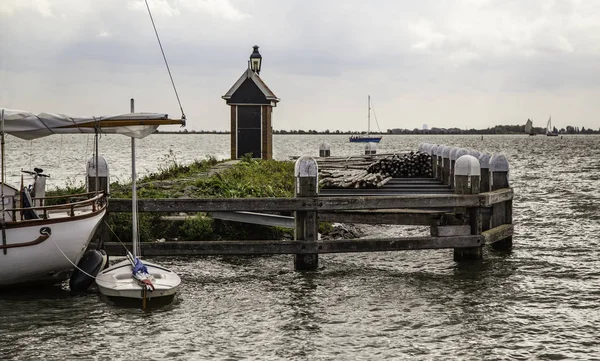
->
[[1, 0, 600, 131], [0, 0, 53, 17]]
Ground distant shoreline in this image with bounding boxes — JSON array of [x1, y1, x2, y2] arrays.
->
[[156, 128, 600, 135]]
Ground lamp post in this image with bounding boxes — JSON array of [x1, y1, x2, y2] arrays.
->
[[249, 45, 262, 74]]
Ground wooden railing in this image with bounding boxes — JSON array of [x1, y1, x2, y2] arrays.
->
[[2, 192, 106, 221]]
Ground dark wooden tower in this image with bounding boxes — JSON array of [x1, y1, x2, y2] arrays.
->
[[222, 45, 280, 160]]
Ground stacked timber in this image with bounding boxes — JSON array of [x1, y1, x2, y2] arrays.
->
[[366, 151, 432, 178], [319, 169, 392, 189]]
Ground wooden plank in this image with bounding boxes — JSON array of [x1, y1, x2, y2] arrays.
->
[[431, 225, 471, 237], [482, 224, 513, 245], [481, 188, 514, 206], [319, 210, 446, 226], [210, 211, 294, 228], [108, 194, 482, 213], [102, 235, 483, 256]]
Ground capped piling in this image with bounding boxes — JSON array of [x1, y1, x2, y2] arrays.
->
[[294, 156, 319, 270], [490, 154, 512, 250], [453, 155, 483, 261]]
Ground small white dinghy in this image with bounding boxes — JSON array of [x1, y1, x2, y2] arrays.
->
[[96, 252, 180, 304], [95, 99, 182, 307]]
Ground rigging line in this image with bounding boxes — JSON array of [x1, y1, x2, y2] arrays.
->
[[103, 220, 134, 253], [370, 100, 382, 133], [144, 0, 186, 120], [43, 230, 96, 279]]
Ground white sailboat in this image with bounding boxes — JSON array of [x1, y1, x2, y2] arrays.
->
[[546, 116, 559, 136], [0, 108, 179, 288], [95, 99, 182, 306], [349, 95, 382, 143]]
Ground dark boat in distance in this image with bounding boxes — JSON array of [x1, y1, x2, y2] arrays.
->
[[525, 118, 535, 136]]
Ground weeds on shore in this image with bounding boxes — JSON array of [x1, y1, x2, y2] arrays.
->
[[48, 154, 301, 242]]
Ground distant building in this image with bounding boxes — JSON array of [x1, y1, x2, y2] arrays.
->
[[422, 124, 428, 130]]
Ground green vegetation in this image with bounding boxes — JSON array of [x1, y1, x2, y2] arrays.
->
[[47, 153, 309, 243]]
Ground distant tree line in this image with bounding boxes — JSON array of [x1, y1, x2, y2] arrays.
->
[[155, 125, 600, 135], [386, 125, 600, 135]]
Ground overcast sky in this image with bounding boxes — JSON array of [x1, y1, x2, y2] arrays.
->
[[1, 0, 599, 131]]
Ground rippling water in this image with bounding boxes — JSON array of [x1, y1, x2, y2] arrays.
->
[[1, 134, 599, 360]]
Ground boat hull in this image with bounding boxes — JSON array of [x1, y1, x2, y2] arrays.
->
[[0, 208, 106, 287], [96, 259, 180, 300], [349, 137, 382, 143]]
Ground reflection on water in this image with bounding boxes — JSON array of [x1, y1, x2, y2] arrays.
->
[[1, 135, 600, 360]]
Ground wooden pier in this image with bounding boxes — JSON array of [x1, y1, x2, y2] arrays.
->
[[102, 143, 514, 270]]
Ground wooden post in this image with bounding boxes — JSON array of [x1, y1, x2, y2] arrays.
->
[[478, 152, 491, 192], [436, 145, 445, 182], [364, 142, 377, 155], [441, 146, 451, 185], [490, 153, 512, 250], [450, 148, 468, 189], [319, 143, 331, 157], [430, 144, 439, 179], [453, 155, 482, 261], [294, 156, 319, 271], [478, 152, 492, 233]]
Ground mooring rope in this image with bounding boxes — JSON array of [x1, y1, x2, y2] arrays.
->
[[144, 0, 186, 120], [43, 229, 96, 279]]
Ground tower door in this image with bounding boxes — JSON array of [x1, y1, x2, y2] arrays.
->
[[237, 106, 262, 158]]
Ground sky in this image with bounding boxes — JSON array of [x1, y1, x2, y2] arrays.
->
[[1, 0, 599, 132]]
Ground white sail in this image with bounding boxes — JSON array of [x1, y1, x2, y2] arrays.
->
[[525, 119, 533, 134], [0, 108, 184, 140]]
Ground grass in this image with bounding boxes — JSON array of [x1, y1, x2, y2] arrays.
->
[[47, 153, 301, 242], [46, 152, 333, 243]]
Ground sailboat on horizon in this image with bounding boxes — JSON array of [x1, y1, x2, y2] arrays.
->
[[546, 115, 559, 136], [349, 95, 382, 143], [525, 118, 535, 136]]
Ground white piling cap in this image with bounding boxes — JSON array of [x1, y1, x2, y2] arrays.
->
[[365, 142, 377, 151], [449, 147, 460, 161], [451, 148, 468, 161], [418, 143, 425, 152], [421, 144, 430, 153], [441, 146, 452, 158], [429, 144, 439, 155], [478, 152, 491, 169], [455, 155, 481, 176], [87, 155, 109, 177], [436, 145, 446, 157], [319, 142, 331, 151], [295, 156, 318, 177], [468, 149, 481, 159], [490, 153, 509, 172]]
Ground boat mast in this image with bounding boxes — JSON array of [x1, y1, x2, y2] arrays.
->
[[1, 110, 6, 254], [367, 95, 371, 135], [130, 99, 140, 258]]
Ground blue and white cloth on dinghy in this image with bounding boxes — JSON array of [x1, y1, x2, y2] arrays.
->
[[132, 257, 155, 290]]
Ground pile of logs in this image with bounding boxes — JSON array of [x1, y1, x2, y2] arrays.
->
[[366, 151, 432, 178], [319, 169, 392, 189]]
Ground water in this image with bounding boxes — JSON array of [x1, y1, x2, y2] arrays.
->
[[1, 134, 599, 360]]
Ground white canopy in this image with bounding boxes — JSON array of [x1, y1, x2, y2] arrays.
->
[[0, 108, 185, 140]]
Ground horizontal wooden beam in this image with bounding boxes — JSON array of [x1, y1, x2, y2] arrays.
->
[[481, 188, 514, 207], [318, 209, 448, 226], [482, 224, 514, 244], [210, 211, 295, 228], [107, 193, 483, 213], [102, 235, 483, 256]]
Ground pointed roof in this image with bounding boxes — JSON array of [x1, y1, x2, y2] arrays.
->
[[222, 68, 279, 104]]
